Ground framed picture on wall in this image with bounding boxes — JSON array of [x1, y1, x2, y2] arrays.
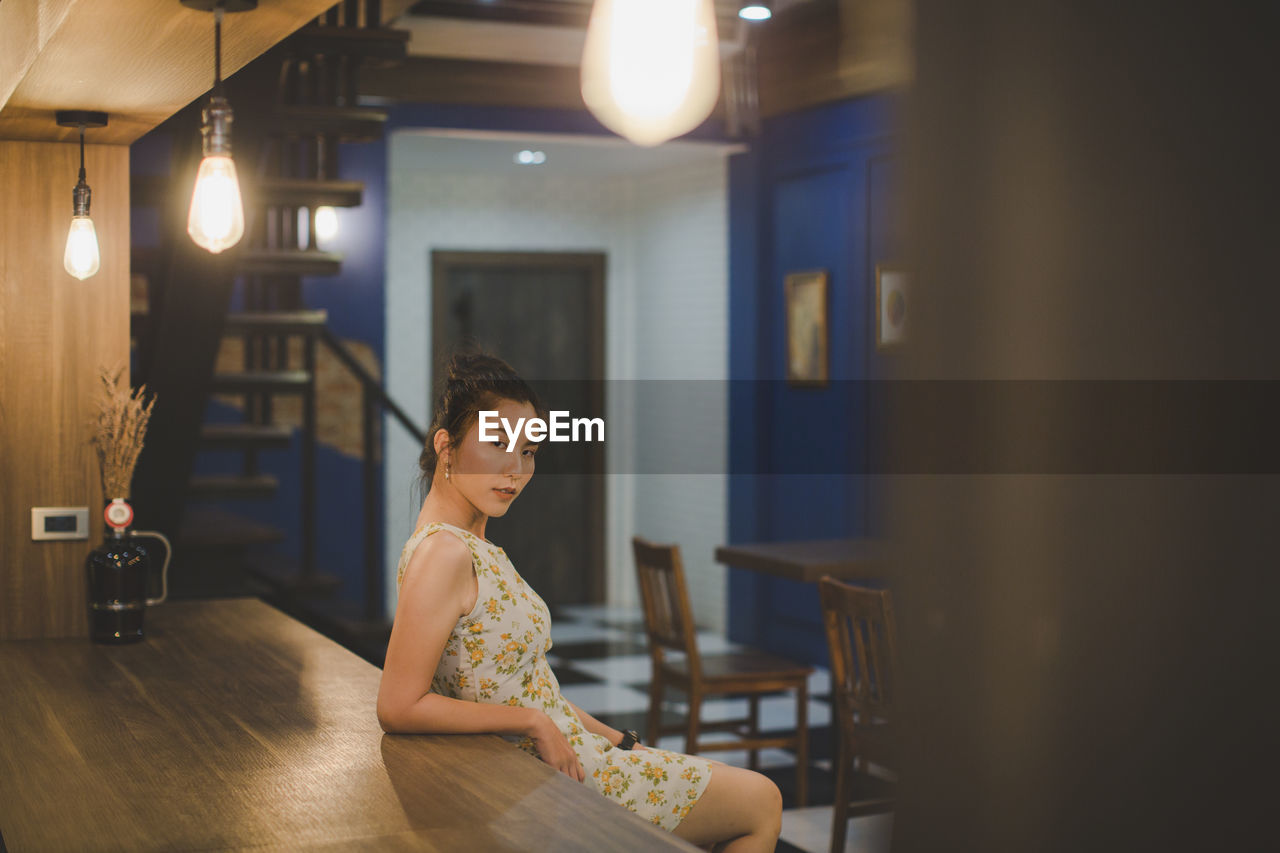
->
[[784, 270, 829, 387], [876, 263, 909, 349]]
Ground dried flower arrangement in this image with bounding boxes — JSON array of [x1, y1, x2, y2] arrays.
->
[[90, 364, 156, 499]]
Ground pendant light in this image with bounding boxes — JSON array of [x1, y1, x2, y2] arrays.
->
[[55, 111, 108, 281], [182, 0, 256, 254], [738, 2, 773, 21], [580, 0, 721, 147]]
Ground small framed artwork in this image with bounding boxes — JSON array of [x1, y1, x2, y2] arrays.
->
[[875, 264, 909, 349], [785, 270, 829, 387]]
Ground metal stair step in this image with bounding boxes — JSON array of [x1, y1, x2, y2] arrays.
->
[[188, 474, 280, 501], [238, 249, 343, 276], [289, 25, 410, 61], [225, 310, 328, 336], [210, 371, 311, 394], [271, 105, 388, 142], [177, 506, 287, 549], [258, 178, 364, 208], [200, 423, 293, 450], [132, 176, 366, 210]]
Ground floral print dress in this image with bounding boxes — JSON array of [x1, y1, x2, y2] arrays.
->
[[396, 521, 714, 832]]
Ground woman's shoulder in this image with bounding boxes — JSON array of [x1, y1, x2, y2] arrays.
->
[[396, 522, 479, 591]]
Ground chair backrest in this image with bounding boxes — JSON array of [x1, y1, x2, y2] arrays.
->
[[631, 537, 701, 670], [819, 576, 899, 733]]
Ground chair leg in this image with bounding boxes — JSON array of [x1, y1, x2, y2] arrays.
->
[[795, 678, 808, 808], [647, 671, 664, 746], [829, 731, 849, 853], [685, 689, 702, 756], [748, 694, 760, 771]]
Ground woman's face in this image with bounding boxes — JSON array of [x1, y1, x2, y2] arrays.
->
[[442, 397, 540, 517]]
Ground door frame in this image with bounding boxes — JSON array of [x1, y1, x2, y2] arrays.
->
[[430, 250, 607, 603]]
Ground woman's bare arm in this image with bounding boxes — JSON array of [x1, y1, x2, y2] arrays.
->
[[377, 532, 533, 735], [376, 532, 583, 779]]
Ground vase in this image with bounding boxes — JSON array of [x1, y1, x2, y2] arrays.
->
[[85, 499, 171, 644]]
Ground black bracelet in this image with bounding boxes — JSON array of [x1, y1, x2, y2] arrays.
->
[[616, 729, 640, 750]]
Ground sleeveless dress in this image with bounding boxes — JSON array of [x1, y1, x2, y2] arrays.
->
[[395, 520, 715, 831]]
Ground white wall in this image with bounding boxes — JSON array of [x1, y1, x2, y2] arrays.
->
[[383, 131, 731, 632], [627, 159, 731, 631]]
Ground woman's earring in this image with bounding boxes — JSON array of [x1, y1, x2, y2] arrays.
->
[[445, 462, 451, 481]]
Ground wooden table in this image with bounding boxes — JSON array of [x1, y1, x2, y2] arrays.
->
[[0, 598, 697, 852], [714, 538, 890, 584]]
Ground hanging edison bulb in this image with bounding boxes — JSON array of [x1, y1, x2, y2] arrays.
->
[[185, 3, 249, 253], [580, 0, 721, 147], [55, 111, 108, 280], [187, 114, 245, 255], [63, 136, 100, 280]]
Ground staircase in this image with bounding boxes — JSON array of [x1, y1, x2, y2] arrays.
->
[[130, 1, 418, 664]]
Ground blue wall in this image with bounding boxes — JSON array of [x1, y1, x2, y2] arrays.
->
[[727, 95, 899, 666]]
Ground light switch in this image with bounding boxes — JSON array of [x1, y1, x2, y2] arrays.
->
[[31, 507, 90, 541]]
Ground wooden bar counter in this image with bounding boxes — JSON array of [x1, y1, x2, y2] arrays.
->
[[0, 598, 696, 852]]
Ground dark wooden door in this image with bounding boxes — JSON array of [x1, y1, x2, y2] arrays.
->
[[431, 251, 606, 606]]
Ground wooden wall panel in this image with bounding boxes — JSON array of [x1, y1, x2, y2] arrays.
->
[[0, 140, 129, 640]]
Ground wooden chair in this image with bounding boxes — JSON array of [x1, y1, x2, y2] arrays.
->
[[632, 536, 813, 806], [818, 576, 899, 853]]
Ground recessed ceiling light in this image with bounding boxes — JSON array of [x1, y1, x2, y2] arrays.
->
[[515, 149, 547, 165], [739, 2, 772, 22]]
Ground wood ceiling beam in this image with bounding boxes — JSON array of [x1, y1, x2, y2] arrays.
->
[[358, 54, 729, 122], [359, 54, 587, 110], [0, 0, 338, 145], [399, 16, 585, 67], [403, 0, 751, 31], [407, 0, 593, 28]]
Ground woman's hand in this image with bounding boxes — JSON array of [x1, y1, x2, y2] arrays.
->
[[530, 711, 585, 782]]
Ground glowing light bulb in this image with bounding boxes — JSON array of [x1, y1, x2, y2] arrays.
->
[[739, 4, 772, 22], [63, 215, 100, 280], [314, 206, 339, 243], [581, 0, 721, 147], [187, 154, 245, 254]]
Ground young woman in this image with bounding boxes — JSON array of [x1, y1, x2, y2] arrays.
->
[[377, 351, 783, 852]]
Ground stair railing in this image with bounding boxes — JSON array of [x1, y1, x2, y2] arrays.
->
[[316, 326, 425, 621]]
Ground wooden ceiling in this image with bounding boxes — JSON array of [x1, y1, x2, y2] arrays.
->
[[0, 0, 338, 144]]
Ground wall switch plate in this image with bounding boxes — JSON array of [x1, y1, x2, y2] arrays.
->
[[31, 507, 90, 541]]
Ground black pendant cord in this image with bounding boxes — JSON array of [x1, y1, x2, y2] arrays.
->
[[73, 123, 91, 217], [213, 5, 224, 97], [53, 109, 107, 217]]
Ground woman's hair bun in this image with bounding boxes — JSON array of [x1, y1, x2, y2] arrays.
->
[[416, 345, 547, 499]]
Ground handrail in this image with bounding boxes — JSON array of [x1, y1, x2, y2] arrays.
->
[[316, 324, 426, 623], [318, 327, 425, 444]]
